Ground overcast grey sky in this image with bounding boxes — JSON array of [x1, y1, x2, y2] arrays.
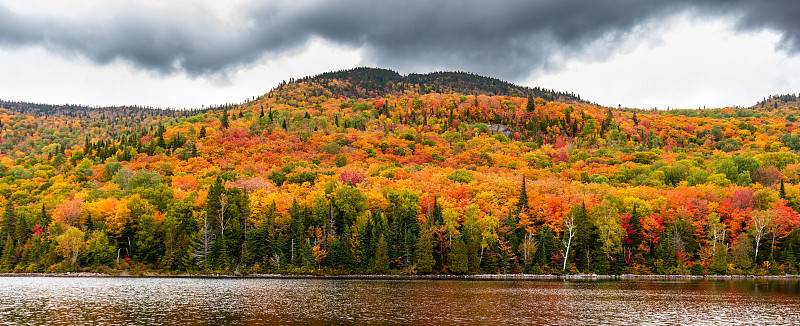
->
[[1, 0, 800, 109]]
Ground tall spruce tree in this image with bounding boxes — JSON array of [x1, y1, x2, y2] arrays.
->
[[220, 110, 229, 128], [374, 236, 389, 273], [2, 236, 14, 271], [572, 202, 597, 272], [206, 176, 224, 233], [535, 225, 557, 270], [432, 197, 443, 226], [415, 231, 435, 274], [448, 237, 469, 274], [0, 200, 16, 252], [526, 94, 536, 112], [781, 179, 787, 199]]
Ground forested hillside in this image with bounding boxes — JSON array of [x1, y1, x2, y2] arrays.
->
[[295, 67, 587, 103], [1, 68, 800, 276]]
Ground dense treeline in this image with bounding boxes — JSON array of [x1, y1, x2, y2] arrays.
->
[[1, 69, 800, 276], [293, 67, 587, 104], [0, 99, 247, 119]]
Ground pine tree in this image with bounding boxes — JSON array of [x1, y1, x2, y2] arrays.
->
[[221, 110, 229, 128], [709, 244, 728, 274], [360, 215, 374, 264], [781, 179, 787, 199], [601, 108, 614, 135], [415, 231, 435, 274], [535, 225, 557, 270], [432, 197, 443, 226], [245, 213, 270, 266], [526, 94, 535, 112], [783, 243, 796, 274], [204, 177, 225, 266], [40, 203, 50, 226], [14, 214, 28, 245], [206, 177, 224, 229], [84, 136, 91, 155], [1, 236, 14, 271], [448, 237, 468, 274], [518, 175, 528, 213], [0, 200, 16, 251], [374, 236, 389, 273], [572, 203, 596, 272]]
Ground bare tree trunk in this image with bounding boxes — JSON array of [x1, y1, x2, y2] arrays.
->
[[752, 211, 771, 262], [480, 245, 485, 265], [523, 230, 530, 265], [219, 195, 228, 239], [562, 213, 576, 271], [755, 236, 762, 261]]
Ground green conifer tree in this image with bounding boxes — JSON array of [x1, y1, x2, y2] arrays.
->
[[709, 244, 729, 274], [415, 231, 435, 274], [14, 215, 28, 245], [221, 110, 229, 128], [780, 179, 787, 199], [2, 236, 14, 271], [526, 94, 535, 112], [518, 175, 528, 213], [448, 237, 468, 274], [0, 200, 16, 252], [572, 203, 596, 272], [374, 236, 389, 274], [432, 197, 443, 226], [783, 243, 796, 274]]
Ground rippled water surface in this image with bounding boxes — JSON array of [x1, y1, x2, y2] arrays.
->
[[1, 277, 799, 325]]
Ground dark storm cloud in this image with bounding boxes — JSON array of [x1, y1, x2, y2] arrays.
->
[[1, 0, 799, 80], [721, 1, 800, 53]]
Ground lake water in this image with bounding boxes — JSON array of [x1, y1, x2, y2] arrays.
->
[[1, 276, 799, 325]]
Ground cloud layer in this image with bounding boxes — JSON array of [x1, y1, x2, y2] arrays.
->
[[1, 0, 799, 81]]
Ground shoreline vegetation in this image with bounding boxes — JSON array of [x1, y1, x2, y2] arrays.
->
[[3, 272, 800, 281]]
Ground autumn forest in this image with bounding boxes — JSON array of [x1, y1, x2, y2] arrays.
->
[[2, 67, 800, 277]]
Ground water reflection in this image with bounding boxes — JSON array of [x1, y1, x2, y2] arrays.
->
[[0, 277, 799, 325]]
